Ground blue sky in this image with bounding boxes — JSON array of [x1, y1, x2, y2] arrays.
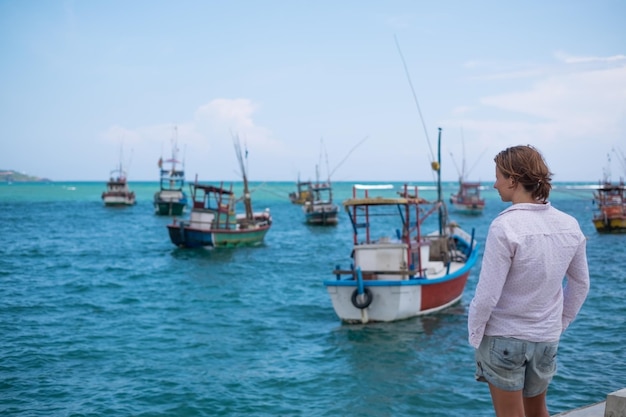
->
[[1, 0, 625, 183]]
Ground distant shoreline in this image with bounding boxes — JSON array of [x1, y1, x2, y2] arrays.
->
[[0, 168, 609, 185], [0, 169, 51, 183]]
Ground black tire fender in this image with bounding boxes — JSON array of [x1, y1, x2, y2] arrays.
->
[[351, 287, 373, 309]]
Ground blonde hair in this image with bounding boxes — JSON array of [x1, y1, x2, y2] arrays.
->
[[494, 145, 553, 202]]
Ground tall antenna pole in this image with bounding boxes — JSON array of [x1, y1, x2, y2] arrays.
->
[[437, 127, 443, 235]]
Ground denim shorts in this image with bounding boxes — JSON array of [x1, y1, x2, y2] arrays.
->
[[475, 335, 559, 397]]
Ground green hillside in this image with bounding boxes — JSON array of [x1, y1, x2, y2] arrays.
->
[[0, 169, 51, 182]]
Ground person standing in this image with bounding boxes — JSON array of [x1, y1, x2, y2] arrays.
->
[[468, 145, 590, 417]]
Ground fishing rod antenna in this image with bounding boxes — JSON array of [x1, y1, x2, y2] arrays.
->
[[394, 34, 435, 164]]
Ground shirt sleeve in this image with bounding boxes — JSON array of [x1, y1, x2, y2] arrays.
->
[[561, 236, 590, 331], [468, 221, 513, 348]]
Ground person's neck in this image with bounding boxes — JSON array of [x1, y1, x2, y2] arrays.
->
[[511, 187, 540, 204], [512, 197, 540, 204]]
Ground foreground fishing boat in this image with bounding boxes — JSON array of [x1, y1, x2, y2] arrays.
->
[[592, 179, 626, 233], [167, 137, 272, 248], [303, 180, 339, 226], [323, 183, 477, 323], [450, 181, 485, 215], [154, 128, 187, 216], [323, 128, 478, 324], [101, 158, 135, 206]]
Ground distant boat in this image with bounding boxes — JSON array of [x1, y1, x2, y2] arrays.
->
[[324, 129, 478, 324], [592, 149, 626, 233], [302, 165, 339, 226], [592, 180, 626, 233], [449, 129, 485, 215], [289, 176, 312, 205], [450, 181, 485, 215], [101, 150, 135, 207], [303, 180, 339, 225], [154, 127, 188, 216], [166, 137, 272, 248]]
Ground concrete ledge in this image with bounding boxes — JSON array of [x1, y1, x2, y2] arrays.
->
[[551, 388, 626, 417], [552, 402, 605, 417], [605, 388, 626, 417]]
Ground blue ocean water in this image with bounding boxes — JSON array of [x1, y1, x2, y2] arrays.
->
[[0, 181, 624, 417]]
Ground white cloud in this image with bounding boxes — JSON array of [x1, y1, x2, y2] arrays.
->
[[97, 98, 292, 181], [450, 55, 626, 181], [479, 64, 626, 142], [191, 98, 281, 150], [555, 51, 626, 64]]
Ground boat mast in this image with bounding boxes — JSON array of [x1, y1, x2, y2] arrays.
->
[[242, 168, 253, 221], [171, 126, 178, 172], [436, 127, 443, 235], [233, 135, 253, 221], [118, 145, 123, 178], [460, 127, 466, 183]]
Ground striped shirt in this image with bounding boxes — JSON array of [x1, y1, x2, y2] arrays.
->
[[468, 202, 590, 348]]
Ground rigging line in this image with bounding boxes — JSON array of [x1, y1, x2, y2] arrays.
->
[[452, 126, 487, 180], [611, 147, 626, 176], [231, 132, 244, 177], [322, 138, 331, 181], [449, 151, 462, 178], [317, 137, 324, 182], [394, 34, 435, 163], [126, 148, 134, 174], [329, 135, 369, 178], [550, 187, 596, 201], [250, 183, 294, 200], [466, 148, 488, 178], [460, 126, 466, 179]]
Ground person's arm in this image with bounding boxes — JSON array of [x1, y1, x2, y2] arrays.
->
[[562, 237, 590, 331], [468, 223, 511, 348]]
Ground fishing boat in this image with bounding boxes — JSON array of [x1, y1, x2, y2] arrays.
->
[[154, 127, 188, 216], [166, 137, 272, 248], [323, 129, 478, 324], [449, 131, 485, 215], [450, 181, 485, 215], [101, 153, 135, 206], [293, 135, 368, 212], [167, 182, 272, 248], [592, 179, 626, 233], [289, 177, 312, 205], [302, 164, 339, 225], [303, 180, 339, 225]]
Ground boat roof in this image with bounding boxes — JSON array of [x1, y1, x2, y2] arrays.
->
[[193, 183, 234, 195], [597, 183, 625, 192], [343, 196, 427, 207], [311, 183, 332, 190], [160, 169, 184, 175], [344, 184, 432, 207], [354, 184, 394, 190]]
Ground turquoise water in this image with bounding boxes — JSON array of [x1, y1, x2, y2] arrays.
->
[[1, 181, 624, 416]]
